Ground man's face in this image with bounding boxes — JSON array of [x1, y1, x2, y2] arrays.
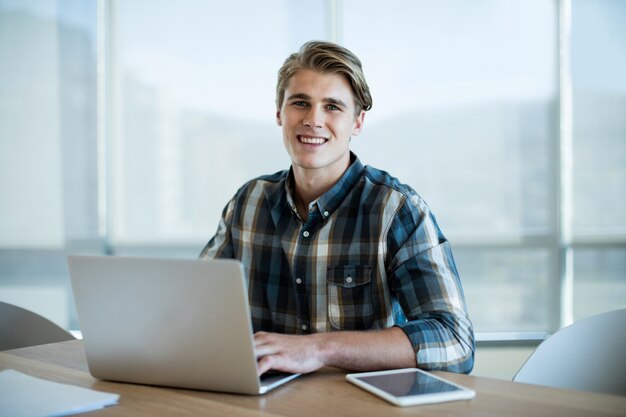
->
[[277, 69, 365, 178]]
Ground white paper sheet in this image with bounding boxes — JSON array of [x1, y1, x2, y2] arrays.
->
[[0, 369, 119, 417]]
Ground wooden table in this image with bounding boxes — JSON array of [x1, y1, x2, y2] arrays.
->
[[1, 340, 625, 416]]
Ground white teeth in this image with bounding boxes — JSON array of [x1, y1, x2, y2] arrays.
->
[[299, 136, 326, 144]]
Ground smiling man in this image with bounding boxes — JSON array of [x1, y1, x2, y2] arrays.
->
[[200, 41, 474, 375]]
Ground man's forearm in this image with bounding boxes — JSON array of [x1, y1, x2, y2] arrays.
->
[[254, 327, 416, 375], [316, 326, 417, 371]]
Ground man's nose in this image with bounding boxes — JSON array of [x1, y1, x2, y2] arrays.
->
[[303, 106, 324, 128]]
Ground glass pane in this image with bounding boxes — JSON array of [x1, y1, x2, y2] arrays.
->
[[455, 248, 553, 332], [342, 0, 558, 240], [571, 0, 626, 236], [0, 9, 63, 246], [573, 248, 626, 321], [0, 1, 98, 247], [110, 0, 327, 244]]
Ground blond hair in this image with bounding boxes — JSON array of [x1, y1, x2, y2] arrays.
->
[[276, 40, 373, 115]]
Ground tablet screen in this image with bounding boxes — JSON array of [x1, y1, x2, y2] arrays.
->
[[355, 370, 463, 397]]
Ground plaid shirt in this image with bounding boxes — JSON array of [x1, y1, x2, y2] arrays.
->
[[200, 153, 474, 373]]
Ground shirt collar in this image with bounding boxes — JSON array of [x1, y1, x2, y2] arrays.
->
[[284, 171, 300, 220], [283, 152, 364, 221], [317, 152, 364, 218]]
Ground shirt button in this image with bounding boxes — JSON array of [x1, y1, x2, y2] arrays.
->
[[302, 230, 310, 238], [301, 324, 308, 331], [323, 211, 329, 217], [346, 276, 353, 284], [296, 277, 302, 284]]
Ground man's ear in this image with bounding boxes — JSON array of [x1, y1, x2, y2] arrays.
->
[[351, 110, 366, 136], [276, 111, 282, 126]]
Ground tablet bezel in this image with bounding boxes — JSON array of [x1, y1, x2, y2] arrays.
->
[[346, 368, 476, 407]]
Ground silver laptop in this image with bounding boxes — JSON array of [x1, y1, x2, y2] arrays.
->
[[67, 255, 300, 395]]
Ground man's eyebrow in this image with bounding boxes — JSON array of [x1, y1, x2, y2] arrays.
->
[[324, 97, 348, 108], [286, 94, 349, 109], [286, 93, 311, 101]]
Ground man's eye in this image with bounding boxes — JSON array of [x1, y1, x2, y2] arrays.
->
[[293, 101, 308, 107], [327, 104, 340, 111]]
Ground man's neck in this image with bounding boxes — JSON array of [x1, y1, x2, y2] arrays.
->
[[291, 160, 350, 221]]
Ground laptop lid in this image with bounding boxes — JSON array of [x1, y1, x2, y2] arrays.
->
[[67, 255, 298, 395]]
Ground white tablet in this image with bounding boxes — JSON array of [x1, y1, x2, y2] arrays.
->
[[346, 368, 476, 407]]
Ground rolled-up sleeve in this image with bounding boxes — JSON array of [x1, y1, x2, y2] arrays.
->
[[387, 194, 475, 374]]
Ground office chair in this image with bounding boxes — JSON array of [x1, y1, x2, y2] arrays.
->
[[513, 308, 626, 396], [0, 301, 75, 351]]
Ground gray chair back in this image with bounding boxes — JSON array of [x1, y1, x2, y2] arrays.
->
[[513, 308, 626, 396], [0, 301, 75, 351]]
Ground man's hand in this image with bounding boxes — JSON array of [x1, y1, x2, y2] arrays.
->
[[254, 331, 326, 375], [254, 327, 416, 376]]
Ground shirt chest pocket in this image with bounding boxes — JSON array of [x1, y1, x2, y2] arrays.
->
[[326, 265, 373, 330]]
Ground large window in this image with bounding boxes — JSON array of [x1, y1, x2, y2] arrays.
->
[[1, 0, 624, 335]]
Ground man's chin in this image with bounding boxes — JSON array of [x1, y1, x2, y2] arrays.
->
[[291, 160, 327, 171]]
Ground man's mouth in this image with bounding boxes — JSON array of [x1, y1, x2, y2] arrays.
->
[[298, 135, 328, 145]]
